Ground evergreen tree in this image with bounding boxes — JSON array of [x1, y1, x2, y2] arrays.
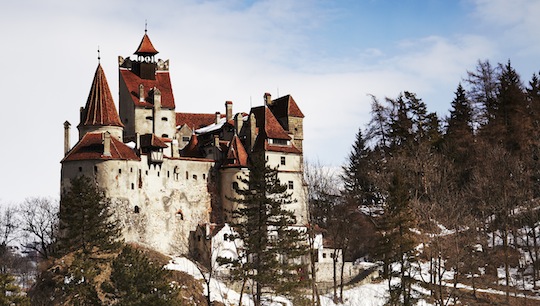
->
[[377, 169, 418, 306], [105, 245, 180, 306], [341, 128, 379, 215], [227, 155, 308, 305], [0, 272, 29, 306], [444, 83, 476, 186], [57, 176, 121, 254]]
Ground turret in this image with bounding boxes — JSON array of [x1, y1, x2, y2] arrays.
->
[[78, 64, 124, 140]]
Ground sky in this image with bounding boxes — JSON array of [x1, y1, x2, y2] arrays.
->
[[1, 0, 540, 204]]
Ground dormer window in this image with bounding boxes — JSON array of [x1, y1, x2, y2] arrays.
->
[[270, 139, 289, 146]]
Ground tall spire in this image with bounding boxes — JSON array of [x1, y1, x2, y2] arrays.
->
[[81, 64, 123, 127]]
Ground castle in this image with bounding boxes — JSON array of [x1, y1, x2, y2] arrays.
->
[[60, 31, 308, 257]]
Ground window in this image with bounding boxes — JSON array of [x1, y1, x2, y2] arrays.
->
[[167, 171, 170, 178], [193, 174, 197, 180], [134, 206, 140, 213], [157, 171, 160, 177], [78, 167, 83, 172], [145, 170, 148, 175], [130, 167, 133, 173], [280, 156, 286, 165], [176, 210, 184, 220], [203, 173, 206, 180], [161, 117, 168, 121], [186, 171, 189, 180], [119, 169, 122, 174], [145, 116, 153, 120], [288, 181, 294, 190], [323, 253, 327, 259], [94, 166, 98, 173], [131, 183, 134, 190], [182, 136, 190, 142], [162, 134, 168, 138], [272, 139, 288, 146]]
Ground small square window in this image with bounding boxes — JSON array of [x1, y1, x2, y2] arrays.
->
[[182, 136, 190, 142], [288, 181, 294, 190], [280, 156, 286, 165], [119, 169, 122, 174]]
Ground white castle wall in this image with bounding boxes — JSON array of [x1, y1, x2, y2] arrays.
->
[[61, 156, 214, 255]]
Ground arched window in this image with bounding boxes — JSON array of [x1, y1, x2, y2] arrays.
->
[[134, 206, 140, 214]]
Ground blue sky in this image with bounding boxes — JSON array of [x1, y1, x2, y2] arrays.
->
[[1, 0, 540, 203]]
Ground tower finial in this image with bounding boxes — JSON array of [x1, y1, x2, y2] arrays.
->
[[145, 20, 148, 34], [97, 46, 101, 64]]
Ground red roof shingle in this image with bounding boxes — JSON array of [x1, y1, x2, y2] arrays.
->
[[271, 95, 304, 118], [81, 64, 123, 127], [251, 106, 291, 140], [223, 135, 249, 167], [176, 113, 225, 130], [135, 33, 159, 55], [120, 69, 175, 109], [62, 133, 140, 162]]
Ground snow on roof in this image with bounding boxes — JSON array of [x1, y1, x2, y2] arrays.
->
[[195, 117, 226, 134]]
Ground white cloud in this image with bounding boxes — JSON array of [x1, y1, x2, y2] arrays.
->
[[0, 0, 537, 203]]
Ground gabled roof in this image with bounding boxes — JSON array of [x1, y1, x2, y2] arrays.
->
[[140, 134, 168, 148], [223, 135, 248, 167], [176, 113, 225, 130], [181, 134, 204, 158], [120, 69, 175, 109], [251, 106, 291, 140], [270, 95, 304, 119], [81, 64, 123, 127], [62, 133, 140, 162], [135, 33, 159, 55]]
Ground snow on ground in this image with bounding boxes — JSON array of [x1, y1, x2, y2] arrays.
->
[[166, 256, 435, 306]]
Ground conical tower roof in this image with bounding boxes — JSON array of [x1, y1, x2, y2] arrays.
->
[[81, 64, 123, 127], [135, 33, 159, 56]]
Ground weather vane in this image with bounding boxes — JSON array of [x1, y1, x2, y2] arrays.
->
[[145, 20, 148, 33], [97, 46, 101, 64]]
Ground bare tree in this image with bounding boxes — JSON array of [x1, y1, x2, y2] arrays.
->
[[19, 197, 58, 260]]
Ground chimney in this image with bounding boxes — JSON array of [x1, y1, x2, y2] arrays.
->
[[234, 113, 243, 134], [171, 138, 179, 158], [103, 132, 111, 157], [153, 87, 162, 109], [213, 135, 220, 160], [225, 101, 233, 122], [264, 92, 272, 106], [139, 84, 145, 102], [215, 112, 221, 125], [64, 121, 71, 155], [249, 113, 256, 151], [135, 132, 141, 150]]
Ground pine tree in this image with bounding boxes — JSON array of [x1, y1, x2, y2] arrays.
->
[[57, 176, 121, 254], [227, 155, 308, 305], [378, 169, 418, 306], [106, 245, 180, 306], [341, 128, 379, 215], [0, 272, 29, 306]]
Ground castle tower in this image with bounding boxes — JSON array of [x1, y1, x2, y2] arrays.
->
[[118, 32, 177, 143], [77, 64, 124, 140]]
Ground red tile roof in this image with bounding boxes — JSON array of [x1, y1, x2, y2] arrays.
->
[[181, 134, 204, 158], [135, 33, 159, 55], [223, 135, 249, 167], [81, 64, 123, 127], [140, 134, 168, 148], [176, 113, 225, 129], [251, 106, 291, 140], [120, 69, 175, 109], [62, 133, 140, 162], [270, 95, 305, 118]]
